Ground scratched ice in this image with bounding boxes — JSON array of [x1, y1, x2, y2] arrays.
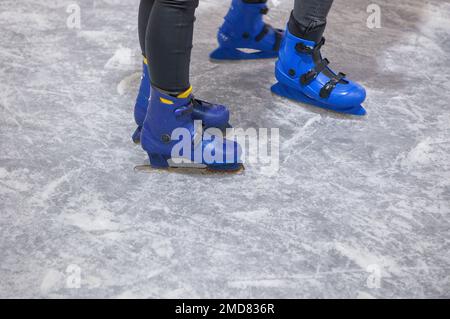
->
[[0, 0, 449, 298]]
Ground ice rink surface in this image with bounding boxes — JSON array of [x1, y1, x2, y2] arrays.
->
[[1, 0, 449, 298]]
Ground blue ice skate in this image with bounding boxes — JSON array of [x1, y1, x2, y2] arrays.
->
[[210, 0, 284, 61], [132, 58, 151, 144], [132, 58, 231, 144], [271, 29, 367, 116], [140, 87, 243, 172]]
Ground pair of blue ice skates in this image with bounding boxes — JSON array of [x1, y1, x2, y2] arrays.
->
[[133, 0, 366, 171]]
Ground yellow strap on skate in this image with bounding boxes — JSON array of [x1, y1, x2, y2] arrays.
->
[[160, 97, 174, 105], [159, 86, 192, 104], [177, 86, 192, 99], [143, 56, 148, 65]]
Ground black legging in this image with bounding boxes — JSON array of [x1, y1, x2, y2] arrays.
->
[[290, 0, 334, 42], [138, 0, 154, 56], [138, 0, 334, 93]]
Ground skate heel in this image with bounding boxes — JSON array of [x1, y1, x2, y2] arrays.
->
[[148, 153, 170, 169], [132, 126, 142, 144]]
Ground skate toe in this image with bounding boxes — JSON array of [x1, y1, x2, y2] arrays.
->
[[200, 137, 242, 170], [192, 101, 230, 129], [329, 80, 366, 109], [342, 83, 366, 107]]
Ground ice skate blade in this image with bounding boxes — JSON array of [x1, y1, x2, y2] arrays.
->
[[209, 47, 278, 62], [271, 83, 366, 116], [134, 163, 245, 175]]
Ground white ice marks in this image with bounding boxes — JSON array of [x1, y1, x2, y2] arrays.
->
[[40, 269, 64, 295], [282, 114, 322, 163], [59, 193, 121, 232], [151, 239, 175, 259], [104, 47, 137, 70], [117, 72, 141, 96], [400, 137, 450, 170], [105, 47, 142, 95]]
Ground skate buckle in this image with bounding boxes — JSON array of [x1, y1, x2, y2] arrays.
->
[[295, 42, 313, 54], [319, 72, 346, 99], [300, 58, 330, 85], [300, 70, 317, 85], [174, 105, 193, 118]]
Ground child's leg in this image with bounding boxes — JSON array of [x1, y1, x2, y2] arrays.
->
[[290, 0, 333, 42], [132, 0, 155, 144], [145, 0, 199, 94], [138, 0, 155, 56], [133, 0, 229, 144], [140, 0, 242, 171]]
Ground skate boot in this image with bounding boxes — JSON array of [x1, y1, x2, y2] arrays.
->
[[210, 0, 284, 61], [271, 28, 367, 115], [132, 58, 231, 144], [132, 57, 151, 144], [140, 86, 243, 172]]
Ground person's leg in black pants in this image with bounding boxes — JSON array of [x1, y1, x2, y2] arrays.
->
[[132, 0, 156, 144], [145, 0, 198, 94], [139, 0, 242, 171], [138, 0, 155, 57], [133, 0, 232, 144], [289, 0, 334, 42]]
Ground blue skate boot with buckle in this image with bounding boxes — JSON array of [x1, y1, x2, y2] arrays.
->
[[271, 21, 366, 115], [132, 58, 231, 144], [140, 86, 243, 172], [210, 0, 284, 61]]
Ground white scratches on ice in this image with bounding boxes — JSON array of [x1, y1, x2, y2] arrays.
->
[[117, 72, 141, 96], [379, 3, 448, 77], [62, 210, 120, 232], [230, 208, 271, 223], [40, 269, 64, 295], [356, 291, 376, 299], [334, 242, 398, 277], [400, 137, 450, 169], [39, 174, 71, 203], [77, 30, 124, 48], [282, 114, 322, 163], [151, 239, 175, 259], [104, 47, 136, 70], [59, 193, 121, 232], [228, 279, 287, 289], [0, 167, 32, 194], [0, 11, 54, 31]]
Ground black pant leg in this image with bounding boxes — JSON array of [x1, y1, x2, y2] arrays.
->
[[145, 0, 199, 93]]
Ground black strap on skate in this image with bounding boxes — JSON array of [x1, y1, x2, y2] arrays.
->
[[320, 72, 346, 98], [273, 28, 283, 51], [192, 98, 214, 110], [255, 24, 270, 42], [254, 23, 284, 52], [300, 58, 329, 85], [295, 37, 325, 55], [240, 3, 282, 52], [296, 37, 347, 98], [260, 6, 269, 15]]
